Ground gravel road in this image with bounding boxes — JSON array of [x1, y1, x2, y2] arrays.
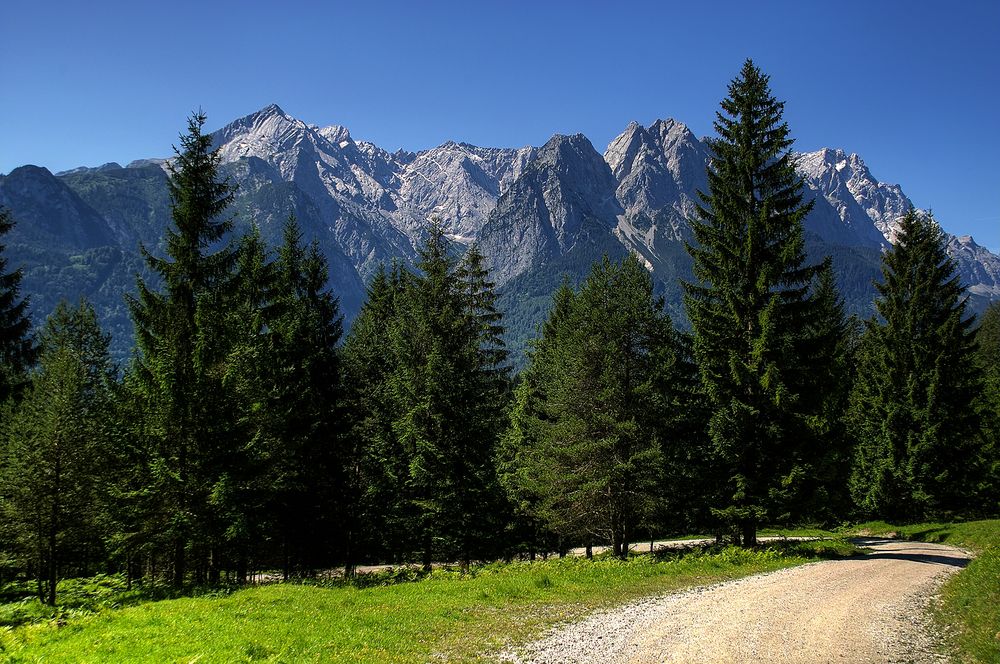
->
[[500, 538, 971, 664]]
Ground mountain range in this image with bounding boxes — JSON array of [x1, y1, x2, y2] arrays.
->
[[2, 103, 999, 362]]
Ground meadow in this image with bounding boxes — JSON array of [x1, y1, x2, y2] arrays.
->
[[0, 540, 856, 663]]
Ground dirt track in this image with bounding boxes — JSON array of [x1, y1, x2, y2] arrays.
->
[[502, 538, 970, 664]]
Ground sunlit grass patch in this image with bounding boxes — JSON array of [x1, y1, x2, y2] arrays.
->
[[0, 541, 859, 663]]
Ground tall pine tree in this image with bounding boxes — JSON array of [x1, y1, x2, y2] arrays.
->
[[503, 255, 683, 557], [266, 217, 344, 576], [342, 264, 412, 564], [0, 208, 37, 404], [345, 222, 509, 567], [850, 211, 987, 519], [391, 223, 505, 567], [976, 302, 1000, 510], [684, 60, 825, 545], [126, 111, 238, 586], [217, 225, 279, 581], [1, 299, 116, 604]]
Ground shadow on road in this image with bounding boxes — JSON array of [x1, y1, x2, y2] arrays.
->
[[847, 538, 970, 568]]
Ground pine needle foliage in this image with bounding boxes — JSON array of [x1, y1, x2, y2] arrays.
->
[[501, 254, 688, 558], [850, 211, 987, 519], [125, 111, 238, 586], [684, 60, 832, 545], [0, 208, 37, 403]]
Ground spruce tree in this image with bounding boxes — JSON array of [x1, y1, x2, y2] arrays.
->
[[976, 302, 1000, 509], [850, 211, 986, 519], [350, 222, 510, 567], [0, 207, 37, 404], [126, 111, 238, 586], [0, 299, 115, 604], [797, 260, 856, 521], [266, 217, 343, 576], [684, 60, 822, 545], [218, 226, 278, 580], [454, 243, 510, 558], [342, 264, 411, 564], [504, 255, 681, 557], [391, 222, 477, 567]]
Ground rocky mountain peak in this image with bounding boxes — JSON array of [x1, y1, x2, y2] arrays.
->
[[795, 148, 910, 246], [604, 119, 710, 246], [946, 233, 1000, 298], [212, 104, 319, 163], [318, 124, 353, 147], [0, 166, 114, 249], [476, 132, 622, 286], [532, 134, 619, 198]]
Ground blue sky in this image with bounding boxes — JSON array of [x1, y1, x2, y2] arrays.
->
[[2, 0, 998, 251]]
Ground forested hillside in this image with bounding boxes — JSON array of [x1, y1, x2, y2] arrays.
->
[[0, 62, 996, 610]]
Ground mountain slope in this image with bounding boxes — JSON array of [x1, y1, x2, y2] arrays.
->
[[2, 104, 998, 363], [478, 133, 623, 287]]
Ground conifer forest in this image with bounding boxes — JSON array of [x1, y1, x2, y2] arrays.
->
[[1, 60, 998, 608]]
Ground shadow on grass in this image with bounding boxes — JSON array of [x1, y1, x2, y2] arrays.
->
[[906, 529, 953, 543], [649, 539, 860, 563], [0, 577, 241, 628]]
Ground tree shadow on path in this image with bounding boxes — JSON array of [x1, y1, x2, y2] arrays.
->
[[847, 538, 970, 568]]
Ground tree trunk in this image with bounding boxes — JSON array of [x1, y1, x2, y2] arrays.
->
[[46, 547, 57, 606], [742, 521, 757, 548], [344, 523, 356, 579], [283, 536, 290, 582], [208, 546, 220, 585], [47, 519, 58, 606], [172, 537, 185, 587], [126, 552, 133, 591], [236, 555, 248, 585], [422, 533, 433, 573], [585, 543, 593, 560]]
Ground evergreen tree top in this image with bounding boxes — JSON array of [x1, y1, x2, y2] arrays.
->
[[874, 210, 975, 339], [0, 207, 38, 398], [142, 111, 238, 295]]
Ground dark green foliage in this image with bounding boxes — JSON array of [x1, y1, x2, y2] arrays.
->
[[684, 60, 837, 545], [977, 303, 1000, 508], [795, 260, 857, 522], [391, 225, 509, 566], [850, 211, 988, 519], [0, 208, 37, 403], [264, 217, 344, 575], [343, 223, 510, 567], [214, 226, 278, 578], [0, 300, 116, 604], [343, 265, 411, 562], [125, 111, 239, 586], [501, 255, 690, 558]]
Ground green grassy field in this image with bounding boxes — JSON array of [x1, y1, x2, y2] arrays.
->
[[0, 541, 856, 663], [847, 519, 1000, 663]]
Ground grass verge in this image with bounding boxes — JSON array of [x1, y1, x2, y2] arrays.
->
[[847, 519, 1000, 663], [0, 540, 858, 663]]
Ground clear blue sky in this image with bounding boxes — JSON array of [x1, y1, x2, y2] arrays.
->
[[2, 0, 998, 251]]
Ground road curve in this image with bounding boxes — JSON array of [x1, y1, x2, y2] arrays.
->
[[501, 539, 970, 664]]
